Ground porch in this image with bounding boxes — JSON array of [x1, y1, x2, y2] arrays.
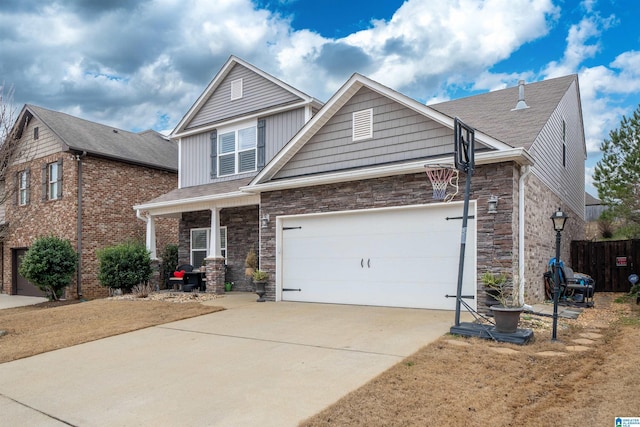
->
[[134, 180, 261, 295]]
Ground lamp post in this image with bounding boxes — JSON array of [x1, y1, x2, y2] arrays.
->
[[551, 207, 569, 341]]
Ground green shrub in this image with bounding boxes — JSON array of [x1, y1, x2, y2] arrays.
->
[[18, 236, 78, 300], [97, 241, 152, 292], [160, 244, 178, 287]]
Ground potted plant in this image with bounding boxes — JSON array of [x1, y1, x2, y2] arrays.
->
[[252, 269, 268, 302], [482, 271, 524, 333], [245, 249, 257, 278]]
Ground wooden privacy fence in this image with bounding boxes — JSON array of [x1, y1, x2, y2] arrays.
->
[[570, 239, 640, 292]]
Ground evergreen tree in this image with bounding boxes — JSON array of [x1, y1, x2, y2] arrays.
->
[[593, 105, 640, 237]]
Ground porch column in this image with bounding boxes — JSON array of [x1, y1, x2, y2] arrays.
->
[[205, 207, 225, 294], [209, 207, 222, 258], [146, 214, 157, 260]]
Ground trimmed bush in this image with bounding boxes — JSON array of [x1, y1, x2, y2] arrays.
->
[[97, 241, 152, 292], [19, 236, 78, 300], [160, 244, 178, 288]]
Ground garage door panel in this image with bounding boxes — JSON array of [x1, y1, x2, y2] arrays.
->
[[280, 203, 476, 310]]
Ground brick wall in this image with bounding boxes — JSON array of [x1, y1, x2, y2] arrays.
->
[[3, 153, 79, 295], [2, 154, 178, 299], [259, 164, 520, 303]]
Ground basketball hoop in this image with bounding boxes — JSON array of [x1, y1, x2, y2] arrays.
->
[[424, 164, 459, 202]]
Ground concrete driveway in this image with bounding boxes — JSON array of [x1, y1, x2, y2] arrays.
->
[[0, 293, 465, 426]]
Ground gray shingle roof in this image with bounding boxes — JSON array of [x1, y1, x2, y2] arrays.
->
[[27, 104, 177, 171], [141, 177, 254, 205], [585, 192, 601, 206], [430, 75, 578, 149]]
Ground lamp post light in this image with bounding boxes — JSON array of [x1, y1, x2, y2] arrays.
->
[[551, 207, 569, 341]]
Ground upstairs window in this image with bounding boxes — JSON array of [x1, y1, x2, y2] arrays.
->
[[42, 159, 63, 201], [33, 127, 39, 140], [18, 169, 30, 205], [217, 123, 257, 177], [352, 109, 373, 141], [231, 78, 243, 100], [210, 119, 265, 179]]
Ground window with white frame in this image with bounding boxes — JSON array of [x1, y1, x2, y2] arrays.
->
[[217, 122, 257, 176], [190, 227, 227, 268], [48, 162, 59, 200], [18, 170, 29, 205], [42, 159, 62, 201]]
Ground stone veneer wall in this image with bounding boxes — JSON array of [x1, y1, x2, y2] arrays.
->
[[2, 154, 178, 299], [259, 163, 520, 304], [522, 172, 585, 302], [178, 206, 258, 292]]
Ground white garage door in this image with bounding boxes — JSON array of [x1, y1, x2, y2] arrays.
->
[[279, 202, 476, 310]]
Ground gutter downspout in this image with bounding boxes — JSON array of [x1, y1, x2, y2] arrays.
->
[[519, 165, 532, 306], [76, 151, 87, 300]]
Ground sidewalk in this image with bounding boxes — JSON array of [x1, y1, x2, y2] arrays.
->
[[0, 294, 48, 310]]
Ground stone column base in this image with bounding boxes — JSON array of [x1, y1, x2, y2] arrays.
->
[[150, 258, 161, 291], [204, 257, 225, 294]]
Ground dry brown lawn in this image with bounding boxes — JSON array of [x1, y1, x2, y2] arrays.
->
[[301, 293, 640, 426], [0, 295, 223, 363], [1, 293, 638, 426]]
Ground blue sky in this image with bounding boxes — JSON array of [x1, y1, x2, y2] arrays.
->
[[1, 0, 639, 197]]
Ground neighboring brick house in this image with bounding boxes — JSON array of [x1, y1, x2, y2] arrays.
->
[[136, 56, 586, 310], [2, 105, 178, 299]]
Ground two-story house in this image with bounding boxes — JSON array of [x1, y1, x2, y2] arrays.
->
[[2, 105, 178, 299], [136, 56, 586, 310]]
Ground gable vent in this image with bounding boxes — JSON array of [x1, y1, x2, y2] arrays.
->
[[352, 109, 373, 141], [231, 78, 243, 100]]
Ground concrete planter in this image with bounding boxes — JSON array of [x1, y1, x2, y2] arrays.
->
[[490, 305, 524, 333]]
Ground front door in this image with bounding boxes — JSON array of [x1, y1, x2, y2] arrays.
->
[[13, 248, 46, 297]]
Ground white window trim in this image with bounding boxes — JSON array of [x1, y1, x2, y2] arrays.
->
[[48, 163, 59, 200], [19, 171, 28, 206], [353, 108, 373, 141], [217, 119, 257, 177], [231, 78, 243, 100], [190, 227, 227, 266]]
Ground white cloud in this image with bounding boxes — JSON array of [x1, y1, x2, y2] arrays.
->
[[0, 0, 637, 159]]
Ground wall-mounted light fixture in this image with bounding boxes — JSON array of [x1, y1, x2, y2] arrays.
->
[[488, 195, 499, 214], [261, 214, 270, 228]]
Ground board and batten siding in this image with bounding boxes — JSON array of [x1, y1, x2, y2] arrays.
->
[[528, 81, 585, 219], [179, 132, 210, 188], [265, 108, 306, 161], [274, 87, 454, 179], [187, 64, 303, 130], [180, 108, 308, 188]]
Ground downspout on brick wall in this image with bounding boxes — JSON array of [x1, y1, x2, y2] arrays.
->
[[75, 151, 87, 299], [518, 165, 531, 306]]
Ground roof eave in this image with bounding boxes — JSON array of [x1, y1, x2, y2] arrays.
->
[[133, 191, 259, 215], [243, 148, 533, 194], [64, 147, 177, 173]]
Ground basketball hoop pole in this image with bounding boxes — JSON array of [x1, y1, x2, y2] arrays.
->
[[453, 118, 475, 327]]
